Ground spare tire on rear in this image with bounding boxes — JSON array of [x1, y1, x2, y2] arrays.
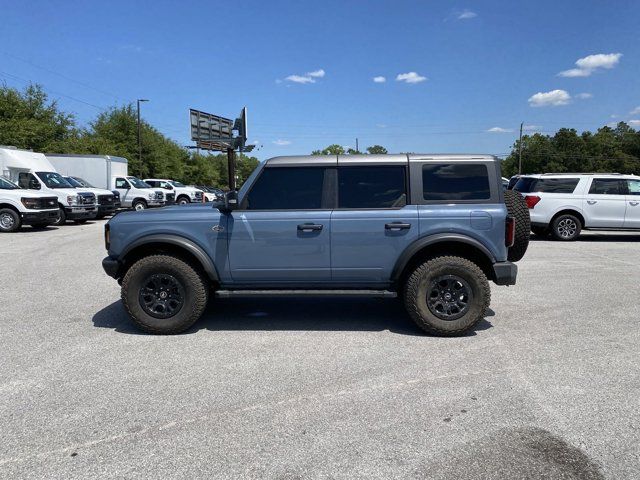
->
[[503, 190, 530, 262]]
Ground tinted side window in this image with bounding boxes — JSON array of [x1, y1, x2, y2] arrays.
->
[[245, 167, 325, 210], [536, 178, 580, 193], [589, 179, 622, 195], [513, 177, 537, 193], [422, 163, 490, 201], [338, 166, 406, 208], [627, 180, 640, 195]]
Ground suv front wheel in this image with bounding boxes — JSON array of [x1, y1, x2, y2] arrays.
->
[[121, 255, 209, 334], [403, 256, 490, 336]]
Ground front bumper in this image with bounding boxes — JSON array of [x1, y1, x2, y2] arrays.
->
[[65, 206, 97, 220], [98, 205, 116, 215], [148, 200, 165, 207], [102, 256, 120, 278], [492, 261, 517, 286], [21, 209, 60, 225]]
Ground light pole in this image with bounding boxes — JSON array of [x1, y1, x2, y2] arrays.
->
[[137, 99, 149, 165]]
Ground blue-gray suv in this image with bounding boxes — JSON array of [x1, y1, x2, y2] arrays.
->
[[102, 154, 530, 335]]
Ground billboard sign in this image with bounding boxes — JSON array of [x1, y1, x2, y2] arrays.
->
[[189, 109, 233, 143]]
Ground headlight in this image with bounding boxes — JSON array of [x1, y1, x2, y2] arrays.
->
[[67, 195, 79, 206], [21, 197, 40, 209]]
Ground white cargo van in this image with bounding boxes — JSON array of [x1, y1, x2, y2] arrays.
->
[[0, 176, 59, 232], [46, 154, 165, 210], [0, 147, 97, 225]]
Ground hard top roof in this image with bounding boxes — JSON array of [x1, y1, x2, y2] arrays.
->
[[265, 153, 498, 167]]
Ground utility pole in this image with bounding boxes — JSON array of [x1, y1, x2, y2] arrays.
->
[[227, 147, 236, 191], [137, 99, 149, 165], [356, 138, 359, 153], [518, 122, 523, 174]]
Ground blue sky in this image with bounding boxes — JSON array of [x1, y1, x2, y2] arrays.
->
[[2, 0, 639, 160]]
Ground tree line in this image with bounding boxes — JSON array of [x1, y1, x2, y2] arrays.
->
[[0, 84, 258, 188]]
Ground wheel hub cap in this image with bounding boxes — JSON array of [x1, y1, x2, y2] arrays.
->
[[557, 219, 577, 238], [427, 275, 473, 321], [138, 274, 185, 318], [0, 213, 14, 228]]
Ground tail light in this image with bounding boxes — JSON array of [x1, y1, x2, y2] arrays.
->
[[505, 217, 515, 247], [104, 224, 110, 250], [525, 195, 541, 209]]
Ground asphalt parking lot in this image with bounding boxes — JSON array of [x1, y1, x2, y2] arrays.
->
[[1, 220, 638, 479]]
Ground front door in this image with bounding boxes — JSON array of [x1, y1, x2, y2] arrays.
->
[[624, 179, 640, 228], [331, 165, 418, 282], [114, 177, 132, 204], [227, 166, 332, 283], [583, 178, 627, 228]]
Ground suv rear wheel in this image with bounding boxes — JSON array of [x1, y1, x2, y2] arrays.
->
[[403, 256, 490, 336], [551, 214, 581, 241], [121, 255, 209, 334]]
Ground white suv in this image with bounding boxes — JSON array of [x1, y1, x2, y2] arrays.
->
[[513, 173, 640, 240]]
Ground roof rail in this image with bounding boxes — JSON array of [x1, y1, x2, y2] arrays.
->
[[540, 172, 623, 176]]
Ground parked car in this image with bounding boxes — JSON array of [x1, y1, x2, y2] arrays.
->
[[193, 185, 224, 203], [63, 176, 118, 219], [143, 179, 202, 205], [65, 176, 122, 210], [102, 154, 530, 336], [1, 147, 97, 225], [0, 176, 59, 232], [46, 154, 166, 210], [513, 173, 640, 240]]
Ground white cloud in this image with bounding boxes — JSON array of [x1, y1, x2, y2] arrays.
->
[[285, 74, 316, 84], [629, 120, 640, 127], [558, 53, 622, 78], [629, 106, 640, 115], [396, 72, 427, 84], [283, 68, 325, 84], [457, 9, 477, 19], [376, 123, 387, 128], [487, 127, 514, 133], [373, 76, 386, 83], [307, 69, 325, 78], [272, 139, 291, 146], [576, 92, 593, 99], [523, 125, 542, 131], [528, 89, 571, 107]]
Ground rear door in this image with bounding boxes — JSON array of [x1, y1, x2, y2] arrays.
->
[[227, 165, 332, 283], [583, 178, 626, 228], [623, 179, 640, 228], [331, 159, 418, 283]]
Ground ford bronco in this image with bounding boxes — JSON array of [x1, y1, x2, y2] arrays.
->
[[102, 154, 530, 335]]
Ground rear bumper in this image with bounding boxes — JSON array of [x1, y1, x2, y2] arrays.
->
[[102, 256, 120, 278], [21, 209, 59, 225], [492, 261, 517, 286]]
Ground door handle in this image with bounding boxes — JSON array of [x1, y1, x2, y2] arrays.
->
[[297, 223, 323, 232], [630, 201, 640, 206], [385, 222, 411, 230], [587, 200, 597, 205]]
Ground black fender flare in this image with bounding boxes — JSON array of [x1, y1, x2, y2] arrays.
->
[[390, 233, 496, 283], [120, 234, 219, 281]]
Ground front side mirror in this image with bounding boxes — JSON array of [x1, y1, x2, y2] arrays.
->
[[221, 191, 238, 212]]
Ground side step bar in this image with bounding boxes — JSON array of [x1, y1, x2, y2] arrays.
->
[[215, 289, 397, 299]]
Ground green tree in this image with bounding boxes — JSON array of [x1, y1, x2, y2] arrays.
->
[[0, 84, 76, 152], [366, 145, 388, 154], [311, 144, 345, 155]]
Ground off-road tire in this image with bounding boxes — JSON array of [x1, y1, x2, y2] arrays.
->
[[403, 256, 491, 336], [551, 214, 581, 241], [52, 207, 66, 225], [121, 255, 209, 334], [531, 226, 549, 237], [0, 208, 21, 232], [503, 190, 530, 262]]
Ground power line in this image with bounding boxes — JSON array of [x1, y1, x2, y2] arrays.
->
[[0, 51, 120, 101]]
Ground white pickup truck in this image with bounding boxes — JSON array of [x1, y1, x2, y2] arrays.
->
[[0, 176, 60, 232], [1, 147, 97, 225], [143, 179, 203, 205]]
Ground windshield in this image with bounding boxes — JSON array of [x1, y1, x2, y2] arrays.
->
[[170, 181, 186, 188], [72, 177, 94, 188], [0, 177, 19, 189], [36, 171, 74, 189], [65, 176, 83, 188], [128, 177, 151, 189]]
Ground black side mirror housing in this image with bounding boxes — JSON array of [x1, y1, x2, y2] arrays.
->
[[220, 190, 238, 213]]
